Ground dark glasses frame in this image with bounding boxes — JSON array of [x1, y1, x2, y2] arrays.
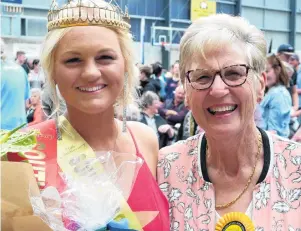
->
[[185, 64, 251, 90]]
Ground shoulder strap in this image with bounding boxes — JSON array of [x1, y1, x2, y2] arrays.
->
[[127, 126, 142, 158]]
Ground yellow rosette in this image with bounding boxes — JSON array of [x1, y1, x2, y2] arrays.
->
[[215, 212, 255, 231]]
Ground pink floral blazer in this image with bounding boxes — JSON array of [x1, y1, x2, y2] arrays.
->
[[157, 130, 301, 231]]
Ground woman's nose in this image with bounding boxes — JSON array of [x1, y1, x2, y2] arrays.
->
[[81, 60, 101, 81], [209, 74, 229, 98]]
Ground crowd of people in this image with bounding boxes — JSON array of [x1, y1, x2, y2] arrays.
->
[[1, 41, 301, 146]]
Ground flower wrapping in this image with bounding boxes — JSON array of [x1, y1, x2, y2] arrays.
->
[[30, 151, 144, 231]]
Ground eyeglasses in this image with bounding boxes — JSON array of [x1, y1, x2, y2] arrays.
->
[[185, 64, 251, 90]]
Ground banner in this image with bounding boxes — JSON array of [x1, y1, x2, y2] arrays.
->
[[191, 0, 216, 21], [1, 0, 22, 4]]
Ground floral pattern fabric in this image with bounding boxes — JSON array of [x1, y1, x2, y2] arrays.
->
[[157, 132, 301, 231]]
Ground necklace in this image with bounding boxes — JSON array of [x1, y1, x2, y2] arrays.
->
[[206, 131, 263, 209]]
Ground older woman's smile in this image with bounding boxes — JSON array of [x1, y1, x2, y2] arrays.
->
[[207, 104, 238, 115]]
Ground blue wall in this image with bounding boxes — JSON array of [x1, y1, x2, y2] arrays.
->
[[0, 0, 236, 39], [1, 0, 300, 50]]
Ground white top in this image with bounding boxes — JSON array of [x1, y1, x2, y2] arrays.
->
[[145, 115, 158, 137]]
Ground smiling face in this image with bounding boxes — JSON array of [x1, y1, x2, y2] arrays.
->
[[174, 86, 185, 103], [148, 99, 161, 115], [53, 26, 125, 115], [173, 63, 180, 76], [289, 56, 299, 69], [185, 45, 265, 136], [30, 92, 40, 105], [265, 63, 278, 88]]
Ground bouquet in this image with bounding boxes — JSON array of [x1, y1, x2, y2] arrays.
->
[[1, 124, 144, 231], [1, 123, 38, 161], [1, 124, 53, 231], [31, 151, 143, 231]]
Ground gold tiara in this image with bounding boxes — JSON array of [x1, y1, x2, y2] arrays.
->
[[47, 0, 131, 32]]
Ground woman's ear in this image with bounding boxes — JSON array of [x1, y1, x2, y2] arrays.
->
[[183, 81, 191, 109], [257, 72, 267, 103]]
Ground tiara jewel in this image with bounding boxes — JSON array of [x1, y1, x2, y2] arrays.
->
[[47, 0, 130, 32]]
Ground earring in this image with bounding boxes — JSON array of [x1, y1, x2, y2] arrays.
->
[[54, 84, 62, 140], [122, 73, 128, 133], [55, 110, 62, 140]]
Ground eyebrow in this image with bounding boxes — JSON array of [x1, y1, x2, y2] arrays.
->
[[61, 48, 116, 56]]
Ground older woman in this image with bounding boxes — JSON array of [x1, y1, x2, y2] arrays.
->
[[157, 14, 301, 230], [23, 0, 169, 230], [27, 88, 44, 126]]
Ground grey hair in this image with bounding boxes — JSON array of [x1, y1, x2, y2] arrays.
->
[[30, 88, 42, 96], [140, 91, 159, 109], [179, 14, 267, 85]]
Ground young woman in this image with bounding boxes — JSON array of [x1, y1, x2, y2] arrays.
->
[[261, 54, 292, 137], [24, 0, 169, 230], [28, 59, 45, 89]]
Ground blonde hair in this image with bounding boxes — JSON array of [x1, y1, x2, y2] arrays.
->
[[179, 14, 267, 85], [267, 54, 289, 87], [40, 0, 138, 115]]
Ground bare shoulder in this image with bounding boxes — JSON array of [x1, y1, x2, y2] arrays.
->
[[127, 121, 159, 177]]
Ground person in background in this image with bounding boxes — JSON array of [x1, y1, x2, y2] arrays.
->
[[290, 54, 301, 108], [282, 61, 300, 136], [152, 62, 166, 101], [165, 61, 180, 100], [140, 91, 174, 148], [277, 44, 299, 111], [28, 59, 45, 89], [163, 64, 174, 79], [159, 85, 188, 126], [15, 51, 26, 66], [138, 65, 161, 95], [288, 54, 301, 128], [15, 51, 31, 74], [27, 88, 45, 126], [290, 55, 301, 141], [1, 40, 30, 130], [261, 54, 291, 137], [289, 54, 300, 71]]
